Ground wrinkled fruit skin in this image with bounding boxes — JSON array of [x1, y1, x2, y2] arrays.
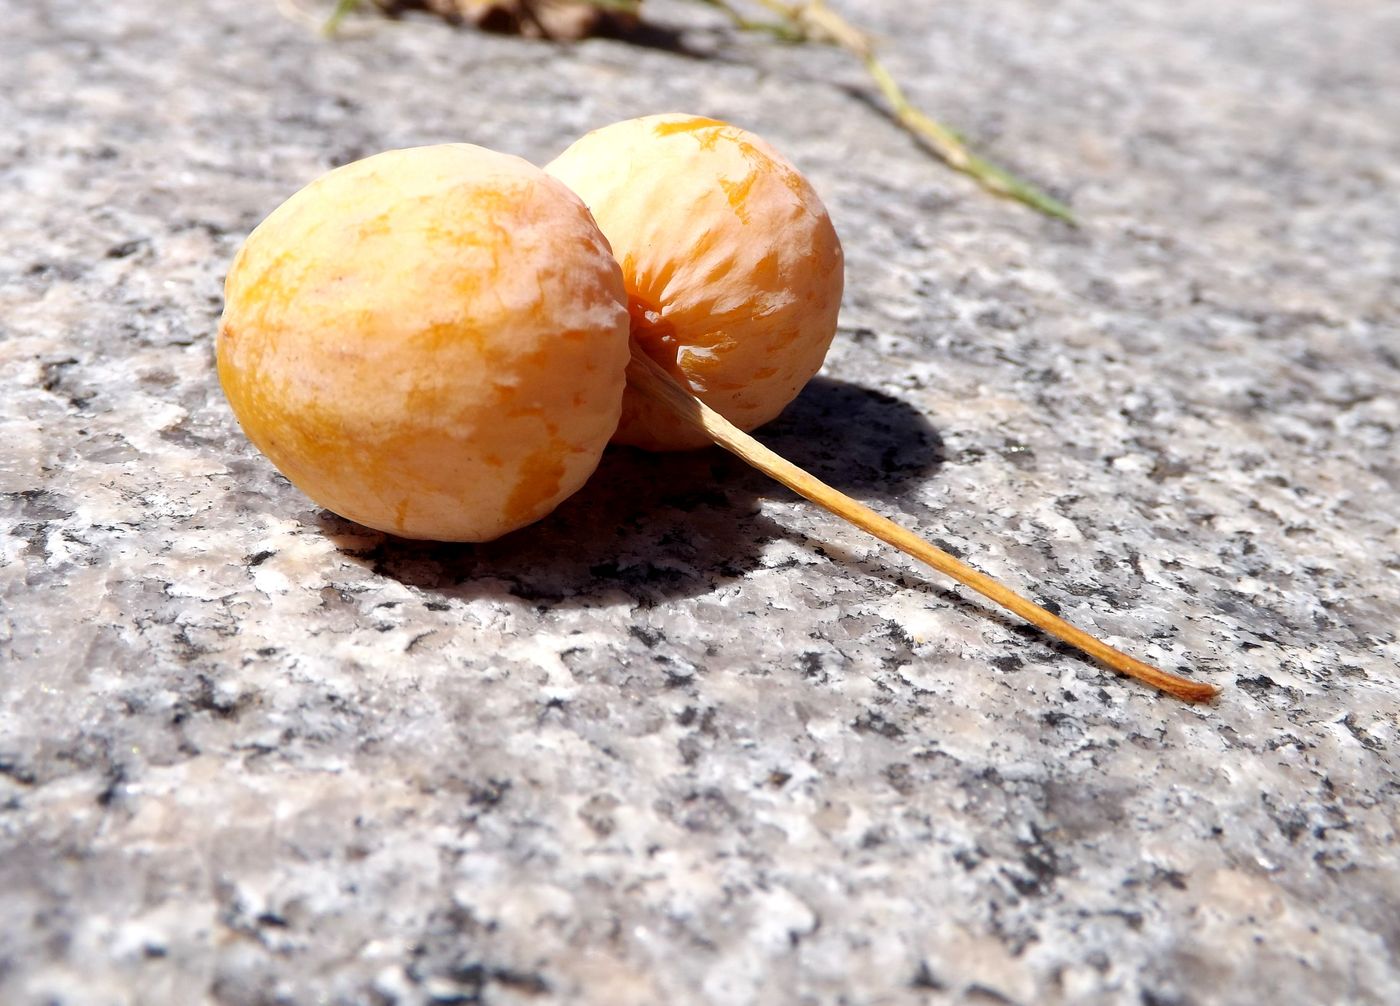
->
[[218, 144, 630, 541], [547, 113, 844, 451]]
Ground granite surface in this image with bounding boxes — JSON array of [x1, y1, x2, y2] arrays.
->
[[2, 1, 1398, 1003]]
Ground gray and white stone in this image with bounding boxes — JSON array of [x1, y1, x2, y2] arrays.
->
[[1, 1, 1397, 1003]]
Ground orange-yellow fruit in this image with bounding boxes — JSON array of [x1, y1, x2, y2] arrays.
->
[[218, 144, 630, 541], [546, 113, 844, 451]]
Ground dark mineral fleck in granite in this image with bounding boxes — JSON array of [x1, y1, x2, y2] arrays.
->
[[1, 1, 1398, 1003]]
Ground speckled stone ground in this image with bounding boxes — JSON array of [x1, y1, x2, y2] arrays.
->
[[2, 2, 1398, 1004]]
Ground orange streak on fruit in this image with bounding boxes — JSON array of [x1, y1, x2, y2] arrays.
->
[[652, 116, 727, 136], [720, 172, 758, 223], [504, 443, 568, 527]]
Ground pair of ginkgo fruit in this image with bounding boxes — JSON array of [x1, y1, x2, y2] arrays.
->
[[217, 113, 1216, 702]]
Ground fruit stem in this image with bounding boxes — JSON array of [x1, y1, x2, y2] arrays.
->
[[625, 341, 1218, 703], [705, 0, 1076, 222], [323, 0, 362, 35], [696, 0, 807, 40], [859, 53, 1076, 223]]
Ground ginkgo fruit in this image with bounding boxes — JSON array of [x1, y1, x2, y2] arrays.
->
[[217, 120, 1217, 703], [218, 144, 630, 542], [546, 113, 844, 451]]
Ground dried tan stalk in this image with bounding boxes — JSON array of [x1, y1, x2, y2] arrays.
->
[[626, 340, 1217, 703]]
